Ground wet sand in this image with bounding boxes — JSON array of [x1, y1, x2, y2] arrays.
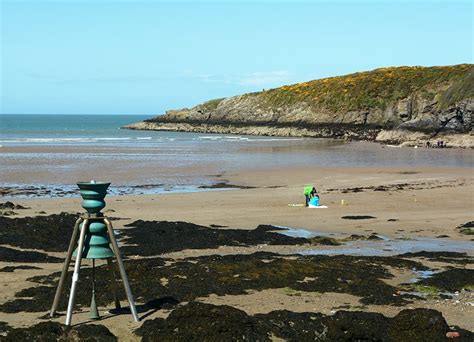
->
[[8, 166, 473, 239], [0, 165, 473, 339]]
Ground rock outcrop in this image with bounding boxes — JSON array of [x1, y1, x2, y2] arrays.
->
[[125, 64, 474, 147]]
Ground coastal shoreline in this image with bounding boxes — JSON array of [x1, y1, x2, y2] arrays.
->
[[123, 121, 474, 148]]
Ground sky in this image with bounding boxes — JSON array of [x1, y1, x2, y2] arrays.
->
[[1, 0, 472, 115]]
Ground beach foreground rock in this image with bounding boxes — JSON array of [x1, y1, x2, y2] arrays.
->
[[135, 301, 473, 341]]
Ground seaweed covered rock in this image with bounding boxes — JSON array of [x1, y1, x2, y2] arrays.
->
[[0, 213, 78, 252], [256, 310, 390, 341], [1, 321, 116, 341], [0, 253, 428, 313], [341, 215, 376, 220], [0, 202, 29, 210], [457, 221, 474, 235], [135, 302, 269, 341], [388, 309, 449, 341], [135, 302, 473, 341], [416, 268, 474, 292], [0, 246, 62, 263], [398, 251, 473, 265], [120, 221, 309, 256], [0, 321, 12, 334], [0, 265, 41, 272]]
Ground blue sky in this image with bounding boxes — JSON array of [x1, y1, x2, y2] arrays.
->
[[1, 0, 472, 115]]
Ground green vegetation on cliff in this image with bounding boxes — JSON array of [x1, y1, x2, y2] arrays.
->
[[258, 64, 473, 112]]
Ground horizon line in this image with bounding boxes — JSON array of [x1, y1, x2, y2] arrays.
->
[[0, 113, 156, 115]]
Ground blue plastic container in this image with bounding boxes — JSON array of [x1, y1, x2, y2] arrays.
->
[[309, 196, 320, 206]]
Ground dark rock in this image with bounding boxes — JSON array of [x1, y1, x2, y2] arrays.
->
[[341, 215, 376, 220], [199, 182, 256, 189], [309, 236, 341, 246], [0, 321, 12, 334], [368, 234, 383, 240], [346, 234, 365, 240], [0, 202, 29, 210], [458, 221, 474, 228], [0, 211, 17, 216], [0, 265, 41, 272], [388, 309, 449, 341], [457, 221, 474, 235]]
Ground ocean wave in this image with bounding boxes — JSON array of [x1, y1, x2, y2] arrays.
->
[[197, 136, 223, 140]]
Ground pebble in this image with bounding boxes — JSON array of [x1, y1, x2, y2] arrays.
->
[[446, 331, 460, 338]]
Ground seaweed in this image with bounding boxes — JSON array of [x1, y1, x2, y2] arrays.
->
[[1, 321, 116, 341], [457, 221, 474, 235], [0, 202, 29, 210], [0, 253, 429, 313], [135, 302, 474, 341], [0, 321, 12, 334], [416, 268, 474, 292], [308, 236, 341, 246], [0, 265, 41, 272], [0, 213, 78, 252], [120, 221, 310, 256], [341, 215, 376, 220], [135, 301, 269, 342], [0, 246, 62, 263], [398, 251, 473, 265], [198, 182, 256, 189]]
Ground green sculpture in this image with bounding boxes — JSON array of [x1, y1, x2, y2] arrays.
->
[[50, 181, 140, 325]]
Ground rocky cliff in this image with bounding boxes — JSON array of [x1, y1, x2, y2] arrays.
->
[[125, 64, 474, 147]]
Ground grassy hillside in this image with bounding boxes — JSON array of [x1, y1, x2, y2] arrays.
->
[[201, 64, 473, 114]]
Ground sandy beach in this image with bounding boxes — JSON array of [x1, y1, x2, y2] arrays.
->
[[1, 164, 473, 340], [8, 165, 473, 238], [2, 0, 473, 339]]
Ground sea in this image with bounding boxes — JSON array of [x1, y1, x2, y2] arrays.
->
[[1, 114, 473, 198]]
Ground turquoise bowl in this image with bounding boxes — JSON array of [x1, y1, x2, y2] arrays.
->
[[77, 182, 111, 215]]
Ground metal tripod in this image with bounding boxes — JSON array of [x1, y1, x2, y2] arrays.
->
[[50, 215, 140, 325]]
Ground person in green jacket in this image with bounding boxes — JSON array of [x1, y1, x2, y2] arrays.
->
[[304, 186, 318, 206]]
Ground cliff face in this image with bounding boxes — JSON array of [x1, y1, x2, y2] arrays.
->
[[126, 64, 474, 145]]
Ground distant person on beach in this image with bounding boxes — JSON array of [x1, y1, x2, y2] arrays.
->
[[304, 186, 319, 206]]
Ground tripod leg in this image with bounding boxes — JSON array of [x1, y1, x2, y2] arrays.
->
[[104, 218, 140, 322], [50, 217, 83, 317], [65, 218, 89, 326], [107, 258, 122, 309]]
